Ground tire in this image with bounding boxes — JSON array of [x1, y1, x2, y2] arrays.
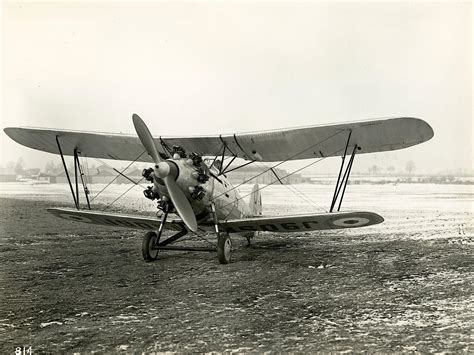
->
[[142, 231, 159, 262], [217, 232, 232, 264]]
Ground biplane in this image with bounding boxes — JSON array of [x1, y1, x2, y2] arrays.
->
[[4, 115, 433, 264]]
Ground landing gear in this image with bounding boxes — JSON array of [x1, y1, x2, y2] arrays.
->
[[142, 202, 234, 264], [142, 202, 169, 262], [217, 232, 232, 264], [142, 231, 159, 262], [211, 202, 232, 264]]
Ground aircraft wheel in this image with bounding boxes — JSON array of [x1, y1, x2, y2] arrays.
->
[[217, 232, 232, 264], [142, 231, 159, 262]]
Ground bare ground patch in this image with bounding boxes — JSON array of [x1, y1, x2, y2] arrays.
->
[[0, 196, 473, 353]]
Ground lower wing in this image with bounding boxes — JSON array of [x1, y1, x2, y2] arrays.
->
[[48, 208, 383, 233], [47, 208, 185, 231], [218, 211, 383, 233]]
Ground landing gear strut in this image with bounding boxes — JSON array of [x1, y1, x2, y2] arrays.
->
[[212, 203, 232, 264]]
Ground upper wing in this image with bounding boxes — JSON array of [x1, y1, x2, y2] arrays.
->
[[218, 211, 384, 233], [4, 117, 433, 162]]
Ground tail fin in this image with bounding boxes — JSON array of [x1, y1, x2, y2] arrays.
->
[[249, 183, 262, 216]]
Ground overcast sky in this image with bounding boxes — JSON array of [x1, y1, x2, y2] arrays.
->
[[1, 1, 472, 175]]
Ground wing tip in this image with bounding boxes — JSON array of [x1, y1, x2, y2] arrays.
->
[[4, 127, 15, 137], [409, 117, 434, 143], [3, 127, 24, 145], [422, 120, 435, 142], [372, 212, 385, 225]]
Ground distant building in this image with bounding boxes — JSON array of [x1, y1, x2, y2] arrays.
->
[[24, 168, 40, 178], [225, 165, 311, 185], [54, 165, 117, 184], [0, 168, 16, 182], [36, 172, 53, 183]]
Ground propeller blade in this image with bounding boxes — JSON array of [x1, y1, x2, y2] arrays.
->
[[132, 113, 162, 164], [132, 114, 197, 232], [165, 176, 198, 232]]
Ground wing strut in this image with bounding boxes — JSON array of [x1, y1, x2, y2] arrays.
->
[[74, 149, 91, 210], [56, 135, 78, 209], [330, 131, 358, 212], [209, 136, 255, 176], [55, 135, 91, 210], [159, 136, 173, 158]]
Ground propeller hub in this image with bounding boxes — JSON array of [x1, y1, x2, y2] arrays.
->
[[154, 162, 171, 179]]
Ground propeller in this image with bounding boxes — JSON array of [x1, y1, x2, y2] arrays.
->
[[132, 114, 162, 164], [132, 114, 198, 232]]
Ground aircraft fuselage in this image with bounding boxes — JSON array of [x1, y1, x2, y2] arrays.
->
[[152, 156, 252, 222]]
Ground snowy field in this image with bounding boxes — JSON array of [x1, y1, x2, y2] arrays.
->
[[0, 182, 472, 352]]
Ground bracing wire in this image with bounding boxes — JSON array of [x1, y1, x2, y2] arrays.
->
[[90, 151, 146, 202], [94, 157, 148, 189], [103, 177, 145, 211], [218, 146, 346, 210], [211, 130, 346, 201], [278, 175, 327, 213], [287, 183, 327, 212], [253, 160, 326, 212], [188, 231, 217, 248]]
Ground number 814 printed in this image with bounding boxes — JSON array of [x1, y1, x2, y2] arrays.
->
[[15, 347, 32, 355]]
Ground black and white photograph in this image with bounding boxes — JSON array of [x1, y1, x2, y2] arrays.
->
[[1, 1, 472, 353]]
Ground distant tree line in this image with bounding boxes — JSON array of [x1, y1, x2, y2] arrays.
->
[[366, 161, 416, 176]]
